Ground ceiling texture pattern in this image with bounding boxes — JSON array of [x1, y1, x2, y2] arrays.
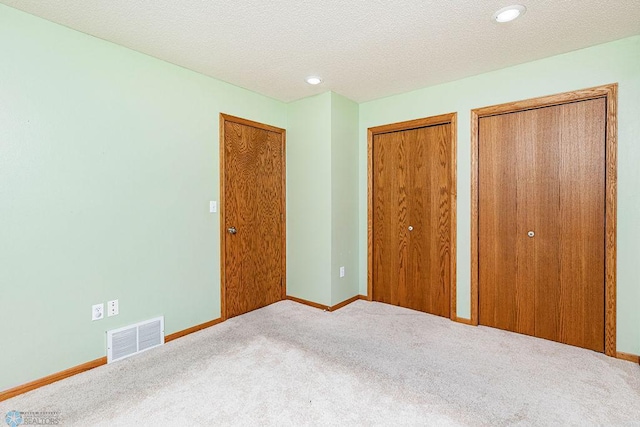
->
[[2, 0, 639, 102]]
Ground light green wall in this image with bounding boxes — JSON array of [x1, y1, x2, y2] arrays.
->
[[330, 93, 360, 305], [359, 36, 640, 354], [286, 92, 360, 306], [0, 4, 287, 391], [286, 93, 332, 306]]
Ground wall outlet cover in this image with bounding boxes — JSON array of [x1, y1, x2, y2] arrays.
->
[[107, 299, 119, 317], [92, 303, 104, 321]]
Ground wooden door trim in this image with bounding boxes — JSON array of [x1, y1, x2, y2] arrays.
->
[[219, 113, 287, 321], [470, 84, 618, 356], [367, 113, 457, 320]]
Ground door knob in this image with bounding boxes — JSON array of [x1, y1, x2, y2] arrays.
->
[[408, 226, 414, 231], [228, 226, 237, 235], [527, 231, 535, 238]]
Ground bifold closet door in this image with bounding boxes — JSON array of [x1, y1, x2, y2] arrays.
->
[[478, 98, 606, 352], [372, 124, 451, 317]]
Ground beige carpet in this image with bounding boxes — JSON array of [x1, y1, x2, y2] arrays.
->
[[2, 300, 640, 426]]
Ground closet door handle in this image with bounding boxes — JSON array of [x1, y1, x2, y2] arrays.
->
[[408, 226, 414, 231], [527, 230, 535, 238]]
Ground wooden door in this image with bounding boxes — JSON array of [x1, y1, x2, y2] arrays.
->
[[371, 118, 454, 317], [478, 98, 606, 352], [220, 114, 286, 319]]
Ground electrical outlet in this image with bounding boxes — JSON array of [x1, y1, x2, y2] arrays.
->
[[107, 299, 119, 317], [339, 266, 345, 278], [92, 303, 104, 321]]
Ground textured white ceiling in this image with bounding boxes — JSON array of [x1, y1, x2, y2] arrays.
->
[[2, 0, 639, 102]]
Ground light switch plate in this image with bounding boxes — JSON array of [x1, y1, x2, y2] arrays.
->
[[209, 201, 217, 213], [339, 266, 345, 278]]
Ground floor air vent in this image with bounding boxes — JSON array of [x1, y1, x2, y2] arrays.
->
[[107, 316, 164, 363]]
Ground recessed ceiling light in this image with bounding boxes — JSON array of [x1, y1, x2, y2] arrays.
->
[[493, 5, 526, 23], [305, 76, 322, 85]]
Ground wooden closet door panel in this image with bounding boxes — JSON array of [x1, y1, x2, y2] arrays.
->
[[407, 124, 451, 316], [555, 98, 606, 352], [428, 123, 451, 317], [372, 131, 408, 305], [479, 113, 535, 335], [405, 128, 427, 311], [530, 106, 562, 343], [513, 110, 540, 336]]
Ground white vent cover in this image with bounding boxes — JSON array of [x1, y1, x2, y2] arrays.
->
[[107, 316, 164, 363]]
